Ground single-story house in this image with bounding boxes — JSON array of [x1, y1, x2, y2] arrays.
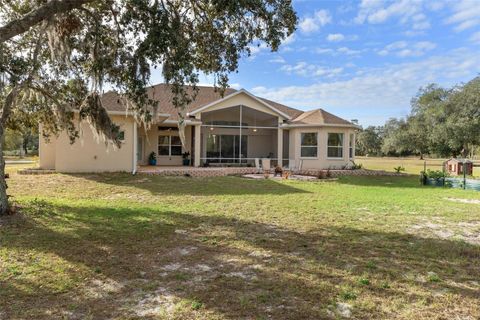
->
[[39, 84, 360, 173]]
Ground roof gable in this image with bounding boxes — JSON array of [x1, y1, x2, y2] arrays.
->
[[188, 89, 293, 119], [291, 109, 353, 126]]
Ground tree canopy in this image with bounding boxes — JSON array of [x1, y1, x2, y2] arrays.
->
[[0, 0, 297, 214], [356, 76, 480, 159]]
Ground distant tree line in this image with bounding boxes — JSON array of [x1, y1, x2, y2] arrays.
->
[[356, 76, 480, 159]]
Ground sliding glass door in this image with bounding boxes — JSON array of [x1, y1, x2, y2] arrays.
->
[[206, 134, 247, 163]]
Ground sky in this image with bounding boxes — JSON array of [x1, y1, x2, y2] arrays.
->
[[152, 0, 480, 127]]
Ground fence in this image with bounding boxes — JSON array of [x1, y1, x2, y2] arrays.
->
[[421, 159, 480, 191]]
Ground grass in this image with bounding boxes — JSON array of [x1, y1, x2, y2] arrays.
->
[[357, 156, 480, 176], [1, 168, 480, 319]]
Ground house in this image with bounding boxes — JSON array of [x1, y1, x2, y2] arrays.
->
[[445, 158, 473, 176], [39, 84, 360, 173]]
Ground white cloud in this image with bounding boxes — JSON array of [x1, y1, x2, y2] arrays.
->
[[327, 33, 345, 42], [246, 42, 269, 59], [299, 10, 332, 33], [282, 33, 296, 45], [377, 41, 436, 57], [269, 56, 286, 64], [337, 47, 363, 56], [354, 0, 431, 32], [445, 0, 480, 31], [280, 62, 343, 78], [230, 83, 242, 90], [252, 49, 479, 122], [315, 48, 335, 55], [470, 31, 480, 44], [315, 47, 365, 57]]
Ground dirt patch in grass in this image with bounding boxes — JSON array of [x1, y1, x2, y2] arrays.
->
[[407, 217, 480, 245], [445, 197, 480, 205]]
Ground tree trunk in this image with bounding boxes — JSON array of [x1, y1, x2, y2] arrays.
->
[[0, 88, 20, 215], [0, 125, 9, 215], [21, 134, 29, 157]]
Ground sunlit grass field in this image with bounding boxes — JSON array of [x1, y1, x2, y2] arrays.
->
[[356, 156, 480, 176], [1, 166, 479, 319]]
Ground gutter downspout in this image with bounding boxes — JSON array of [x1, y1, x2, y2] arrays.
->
[[132, 121, 137, 175]]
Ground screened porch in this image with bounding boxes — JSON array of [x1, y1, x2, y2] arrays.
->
[[198, 105, 289, 167]]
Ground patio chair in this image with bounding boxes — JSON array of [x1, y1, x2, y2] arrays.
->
[[262, 158, 271, 172], [254, 158, 261, 173]]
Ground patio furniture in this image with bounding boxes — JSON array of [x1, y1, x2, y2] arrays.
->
[[262, 158, 271, 171], [254, 158, 261, 173]]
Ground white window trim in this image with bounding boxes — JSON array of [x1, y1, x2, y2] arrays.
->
[[158, 135, 182, 157], [299, 132, 319, 159], [326, 133, 344, 160], [349, 133, 355, 159]]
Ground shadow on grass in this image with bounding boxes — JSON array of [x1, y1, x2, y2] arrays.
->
[[69, 173, 311, 196], [1, 200, 480, 319]]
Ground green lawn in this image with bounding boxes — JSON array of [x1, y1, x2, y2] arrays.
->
[[1, 170, 480, 319], [356, 156, 480, 176]]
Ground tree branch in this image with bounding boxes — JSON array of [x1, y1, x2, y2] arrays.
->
[[0, 0, 95, 44]]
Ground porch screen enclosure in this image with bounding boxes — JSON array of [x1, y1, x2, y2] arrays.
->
[[200, 105, 282, 166]]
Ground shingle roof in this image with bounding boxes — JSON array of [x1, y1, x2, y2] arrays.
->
[[290, 109, 353, 126], [100, 84, 237, 120], [100, 83, 353, 126]]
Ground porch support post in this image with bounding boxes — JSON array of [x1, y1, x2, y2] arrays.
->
[[132, 120, 137, 174], [194, 115, 201, 167], [277, 117, 283, 167]]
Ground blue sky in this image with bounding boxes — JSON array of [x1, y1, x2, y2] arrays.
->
[[221, 0, 480, 126], [148, 1, 480, 126]]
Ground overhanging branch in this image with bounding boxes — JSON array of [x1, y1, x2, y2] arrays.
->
[[0, 0, 94, 43]]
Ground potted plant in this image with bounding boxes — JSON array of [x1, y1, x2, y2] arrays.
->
[[148, 151, 157, 166], [182, 152, 190, 166]]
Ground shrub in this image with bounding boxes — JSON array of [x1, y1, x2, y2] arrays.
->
[[351, 162, 363, 170], [340, 290, 357, 301], [191, 300, 203, 310], [317, 171, 326, 179], [423, 169, 448, 181], [326, 169, 332, 178], [394, 166, 405, 173]]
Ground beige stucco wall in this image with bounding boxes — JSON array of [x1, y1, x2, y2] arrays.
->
[[143, 124, 192, 166], [38, 125, 56, 170], [40, 115, 135, 172], [288, 126, 356, 169]]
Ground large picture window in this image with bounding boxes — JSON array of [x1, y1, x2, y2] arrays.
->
[[300, 132, 318, 157], [327, 133, 344, 158], [158, 135, 182, 156]]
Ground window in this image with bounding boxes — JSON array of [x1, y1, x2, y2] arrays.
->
[[327, 133, 344, 158], [349, 133, 354, 158], [158, 135, 182, 156], [300, 132, 318, 158]]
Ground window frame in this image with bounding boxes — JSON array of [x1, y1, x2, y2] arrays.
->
[[158, 134, 183, 157], [349, 133, 355, 159], [327, 133, 344, 159], [300, 132, 318, 159]]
